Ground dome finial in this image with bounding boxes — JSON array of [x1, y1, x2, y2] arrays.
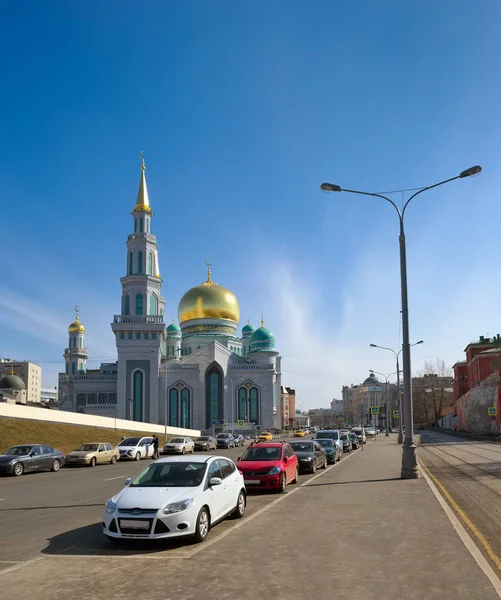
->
[[8, 365, 15, 375], [74, 305, 80, 322], [132, 152, 152, 214], [139, 150, 146, 171], [205, 259, 212, 283], [261, 313, 265, 327]]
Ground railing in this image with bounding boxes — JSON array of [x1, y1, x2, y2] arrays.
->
[[113, 315, 164, 324], [64, 348, 88, 354], [160, 364, 199, 372], [127, 233, 156, 242], [230, 364, 275, 370], [69, 374, 117, 381]]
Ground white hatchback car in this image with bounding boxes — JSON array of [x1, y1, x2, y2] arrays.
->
[[117, 436, 155, 461], [163, 437, 195, 455], [103, 455, 246, 543]]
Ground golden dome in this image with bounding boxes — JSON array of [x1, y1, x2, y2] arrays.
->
[[68, 308, 85, 333], [178, 265, 240, 324]]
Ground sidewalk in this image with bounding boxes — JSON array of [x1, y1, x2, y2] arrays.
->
[[3, 436, 500, 600]]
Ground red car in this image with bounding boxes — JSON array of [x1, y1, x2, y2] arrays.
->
[[237, 442, 299, 492]]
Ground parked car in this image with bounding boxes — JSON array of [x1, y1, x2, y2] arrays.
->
[[365, 427, 377, 438], [65, 443, 119, 467], [216, 433, 236, 449], [233, 434, 245, 447], [340, 433, 353, 453], [103, 455, 246, 543], [351, 427, 367, 445], [118, 437, 155, 461], [237, 442, 298, 492], [348, 432, 360, 450], [257, 431, 273, 442], [315, 438, 337, 464], [314, 430, 343, 460], [163, 437, 195, 455], [289, 440, 327, 474], [194, 436, 217, 451], [0, 444, 65, 477], [294, 430, 306, 437]]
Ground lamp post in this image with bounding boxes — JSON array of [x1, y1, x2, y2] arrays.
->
[[224, 379, 235, 434], [369, 369, 399, 437], [321, 165, 481, 479], [369, 342, 423, 443]]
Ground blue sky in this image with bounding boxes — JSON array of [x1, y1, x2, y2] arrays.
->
[[1, 1, 500, 408]]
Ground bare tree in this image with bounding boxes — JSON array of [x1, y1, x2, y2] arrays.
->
[[413, 358, 453, 424]]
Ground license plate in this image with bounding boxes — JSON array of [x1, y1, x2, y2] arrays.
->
[[120, 519, 150, 530], [245, 479, 260, 484]]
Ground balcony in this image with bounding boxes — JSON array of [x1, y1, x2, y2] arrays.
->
[[230, 364, 275, 370], [64, 348, 88, 354], [113, 315, 164, 324], [160, 364, 199, 372], [127, 233, 156, 242]]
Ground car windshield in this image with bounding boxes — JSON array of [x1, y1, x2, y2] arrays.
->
[[341, 435, 348, 441], [77, 444, 99, 452], [118, 437, 141, 446], [240, 447, 281, 461], [197, 437, 210, 441], [348, 433, 357, 440], [316, 431, 339, 440], [169, 438, 185, 444], [352, 429, 362, 434], [4, 446, 34, 456], [130, 461, 207, 487], [316, 439, 334, 448], [290, 442, 314, 452], [217, 434, 230, 438]]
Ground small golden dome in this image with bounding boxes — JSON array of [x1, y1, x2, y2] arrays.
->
[[68, 308, 85, 333], [178, 265, 240, 324]]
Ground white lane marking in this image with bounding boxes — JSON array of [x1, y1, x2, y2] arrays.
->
[[419, 464, 501, 598], [0, 557, 45, 576], [0, 499, 4, 501], [104, 476, 127, 481], [0, 561, 21, 564]]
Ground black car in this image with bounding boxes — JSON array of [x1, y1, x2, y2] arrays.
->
[[0, 444, 65, 477], [348, 432, 360, 449], [340, 433, 353, 453], [233, 434, 245, 447], [216, 433, 236, 449], [289, 440, 327, 474]]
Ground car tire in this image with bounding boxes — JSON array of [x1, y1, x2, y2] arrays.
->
[[311, 461, 317, 474], [278, 473, 287, 493], [135, 452, 141, 461], [51, 459, 61, 472], [182, 448, 186, 455], [13, 462, 24, 477], [193, 507, 210, 543], [322, 458, 327, 469], [291, 467, 299, 484], [89, 457, 96, 468], [110, 455, 117, 464], [232, 490, 246, 519]]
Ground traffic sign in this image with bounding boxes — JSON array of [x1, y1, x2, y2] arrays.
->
[[393, 410, 400, 418], [237, 420, 246, 428], [491, 415, 497, 421], [212, 420, 225, 425], [488, 407, 497, 416], [370, 406, 380, 415]]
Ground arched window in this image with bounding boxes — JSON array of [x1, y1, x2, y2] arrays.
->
[[135, 293, 143, 315], [146, 219, 150, 233], [138, 251, 143, 274], [140, 217, 144, 232], [250, 387, 259, 424], [123, 295, 130, 315], [65, 363, 69, 375], [169, 388, 178, 426], [134, 218, 138, 233], [79, 337, 83, 348], [205, 364, 223, 428], [149, 294, 156, 316], [181, 388, 190, 428], [238, 387, 247, 421], [71, 363, 76, 375], [148, 252, 153, 275], [133, 370, 144, 421], [79, 363, 83, 372], [160, 307, 164, 317], [128, 252, 133, 275]]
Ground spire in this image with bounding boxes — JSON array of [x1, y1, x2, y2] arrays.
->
[[132, 151, 152, 214], [261, 313, 265, 327], [205, 260, 213, 284]]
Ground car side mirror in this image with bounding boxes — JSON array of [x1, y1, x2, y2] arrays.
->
[[209, 477, 222, 486], [124, 478, 132, 486], [237, 456, 241, 462]]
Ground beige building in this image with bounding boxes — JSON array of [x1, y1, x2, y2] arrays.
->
[[0, 360, 42, 403], [281, 386, 296, 430]]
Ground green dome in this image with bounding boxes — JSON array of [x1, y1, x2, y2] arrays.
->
[[167, 322, 181, 332], [0, 374, 25, 390], [251, 327, 275, 342], [242, 323, 254, 334]]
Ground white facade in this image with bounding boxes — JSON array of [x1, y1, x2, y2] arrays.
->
[[59, 160, 281, 432]]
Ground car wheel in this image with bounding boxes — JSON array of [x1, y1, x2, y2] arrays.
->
[[182, 447, 186, 455], [110, 455, 117, 464], [51, 459, 61, 472], [135, 452, 141, 461], [291, 467, 299, 484], [278, 473, 287, 493], [13, 462, 24, 477], [232, 490, 246, 519], [193, 507, 210, 543], [89, 457, 96, 468], [322, 458, 327, 469], [311, 461, 317, 474]]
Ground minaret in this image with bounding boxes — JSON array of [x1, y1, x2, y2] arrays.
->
[[64, 307, 88, 376], [111, 154, 166, 423]]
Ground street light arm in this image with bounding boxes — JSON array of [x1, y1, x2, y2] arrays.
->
[[371, 344, 398, 359], [341, 188, 402, 219], [401, 175, 460, 219]]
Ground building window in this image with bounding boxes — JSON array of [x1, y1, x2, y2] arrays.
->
[[144, 332, 149, 340], [146, 219, 150, 233], [71, 363, 76, 375], [238, 387, 247, 421], [140, 217, 144, 233], [132, 370, 144, 421], [205, 364, 223, 429], [120, 332, 125, 340], [181, 388, 190, 428], [128, 252, 133, 275], [128, 332, 133, 340], [169, 388, 178, 427], [79, 363, 83, 372], [149, 294, 156, 316], [138, 251, 143, 274], [65, 363, 68, 375], [148, 252, 153, 275], [250, 387, 259, 424], [135, 293, 143, 315], [79, 337, 83, 348], [152, 332, 157, 340], [123, 295, 130, 315], [136, 332, 141, 340]]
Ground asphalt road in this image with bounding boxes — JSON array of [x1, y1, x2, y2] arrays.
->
[[419, 430, 501, 574], [0, 436, 336, 563]]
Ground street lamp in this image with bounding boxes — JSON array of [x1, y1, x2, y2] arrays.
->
[[369, 370, 399, 437], [370, 341, 423, 444], [322, 165, 481, 479]]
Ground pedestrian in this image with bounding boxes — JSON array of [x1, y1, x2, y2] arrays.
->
[[151, 434, 159, 459], [453, 424, 458, 432]]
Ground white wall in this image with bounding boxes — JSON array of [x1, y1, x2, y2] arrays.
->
[[0, 403, 200, 437]]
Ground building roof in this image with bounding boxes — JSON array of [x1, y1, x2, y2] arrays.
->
[[0, 374, 25, 390], [132, 155, 152, 214]]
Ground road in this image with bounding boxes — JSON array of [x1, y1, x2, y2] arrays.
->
[[419, 429, 501, 574]]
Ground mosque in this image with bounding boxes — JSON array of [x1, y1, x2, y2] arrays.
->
[[59, 158, 281, 432]]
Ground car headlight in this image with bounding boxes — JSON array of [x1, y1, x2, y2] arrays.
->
[[268, 466, 282, 475], [300, 457, 313, 461], [127, 450, 134, 455], [105, 500, 116, 514], [162, 498, 193, 514]]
